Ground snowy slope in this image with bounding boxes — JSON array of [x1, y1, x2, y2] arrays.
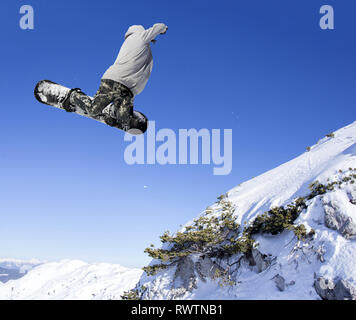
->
[[0, 260, 142, 300], [227, 122, 356, 226], [136, 121, 356, 300]]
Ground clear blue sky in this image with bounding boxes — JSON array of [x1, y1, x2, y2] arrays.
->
[[1, 0, 355, 268]]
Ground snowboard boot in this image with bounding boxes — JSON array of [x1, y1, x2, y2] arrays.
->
[[100, 102, 119, 127], [101, 103, 147, 134]]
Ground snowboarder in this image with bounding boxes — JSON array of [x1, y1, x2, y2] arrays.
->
[[35, 23, 168, 134]]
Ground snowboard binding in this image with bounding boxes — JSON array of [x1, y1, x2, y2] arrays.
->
[[127, 111, 148, 135], [101, 102, 148, 134], [101, 110, 148, 135], [62, 88, 85, 113]]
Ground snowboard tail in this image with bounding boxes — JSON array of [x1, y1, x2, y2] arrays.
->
[[35, 80, 72, 109], [34, 80, 148, 135]]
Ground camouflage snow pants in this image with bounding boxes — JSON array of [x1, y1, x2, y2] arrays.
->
[[69, 79, 134, 127]]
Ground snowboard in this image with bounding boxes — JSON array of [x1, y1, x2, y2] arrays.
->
[[34, 80, 148, 135]]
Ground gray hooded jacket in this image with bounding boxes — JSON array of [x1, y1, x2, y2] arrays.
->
[[102, 23, 168, 96]]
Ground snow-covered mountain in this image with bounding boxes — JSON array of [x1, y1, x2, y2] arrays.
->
[[0, 259, 142, 300], [2, 121, 356, 300], [133, 121, 356, 300]]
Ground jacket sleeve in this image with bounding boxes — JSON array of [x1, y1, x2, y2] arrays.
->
[[141, 23, 168, 43]]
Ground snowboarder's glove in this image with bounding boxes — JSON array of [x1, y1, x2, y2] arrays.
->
[[160, 26, 168, 34]]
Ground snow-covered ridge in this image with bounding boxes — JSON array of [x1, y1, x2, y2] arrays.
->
[[135, 121, 356, 300], [0, 259, 142, 300]]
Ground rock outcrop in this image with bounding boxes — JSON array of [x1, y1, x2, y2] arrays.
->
[[323, 200, 356, 239], [249, 249, 270, 273], [314, 277, 356, 300]]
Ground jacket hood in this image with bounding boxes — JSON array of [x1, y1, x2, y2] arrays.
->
[[125, 25, 145, 39]]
